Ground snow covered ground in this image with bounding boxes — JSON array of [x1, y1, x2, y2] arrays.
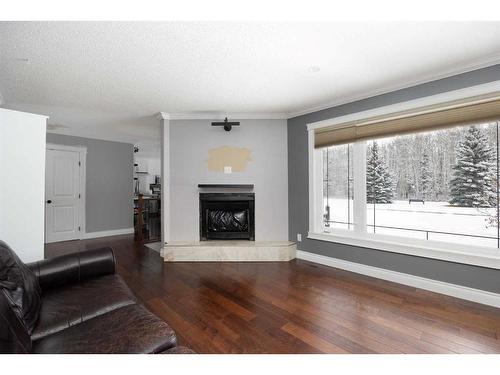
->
[[324, 198, 499, 248]]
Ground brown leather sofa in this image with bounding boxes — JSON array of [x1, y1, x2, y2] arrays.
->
[[0, 240, 194, 354]]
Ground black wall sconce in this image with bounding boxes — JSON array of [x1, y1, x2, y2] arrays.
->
[[211, 117, 240, 132]]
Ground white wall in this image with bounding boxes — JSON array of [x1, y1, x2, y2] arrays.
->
[[169, 119, 288, 242], [0, 108, 47, 262]]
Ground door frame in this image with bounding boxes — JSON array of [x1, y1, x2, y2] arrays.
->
[[45, 143, 87, 241]]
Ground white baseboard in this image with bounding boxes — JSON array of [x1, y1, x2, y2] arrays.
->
[[82, 228, 134, 239], [296, 250, 500, 309]]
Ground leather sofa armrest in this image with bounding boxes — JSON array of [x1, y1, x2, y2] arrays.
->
[[27, 247, 116, 291]]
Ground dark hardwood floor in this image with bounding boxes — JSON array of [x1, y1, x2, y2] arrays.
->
[[45, 235, 500, 354]]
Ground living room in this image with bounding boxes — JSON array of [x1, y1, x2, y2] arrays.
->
[[1, 1, 500, 373]]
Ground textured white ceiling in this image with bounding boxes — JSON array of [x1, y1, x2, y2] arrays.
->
[[1, 21, 500, 155]]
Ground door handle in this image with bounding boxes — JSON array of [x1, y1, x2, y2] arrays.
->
[[46, 200, 52, 204]]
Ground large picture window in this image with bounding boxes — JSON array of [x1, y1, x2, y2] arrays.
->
[[310, 90, 500, 267], [323, 124, 500, 248]]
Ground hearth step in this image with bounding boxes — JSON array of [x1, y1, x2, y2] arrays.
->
[[162, 241, 296, 262]]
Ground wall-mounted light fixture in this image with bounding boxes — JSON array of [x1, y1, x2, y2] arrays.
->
[[211, 117, 240, 132]]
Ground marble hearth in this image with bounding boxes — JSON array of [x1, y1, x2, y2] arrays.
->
[[162, 240, 296, 262]]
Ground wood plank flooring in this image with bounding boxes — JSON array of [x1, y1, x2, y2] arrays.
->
[[44, 235, 500, 354]]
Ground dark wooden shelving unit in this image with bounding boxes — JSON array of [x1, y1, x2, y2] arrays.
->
[[134, 194, 161, 243]]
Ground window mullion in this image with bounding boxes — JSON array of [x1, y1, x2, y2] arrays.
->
[[313, 147, 324, 233], [353, 141, 367, 233]]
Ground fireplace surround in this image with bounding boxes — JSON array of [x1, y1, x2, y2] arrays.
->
[[199, 193, 255, 241]]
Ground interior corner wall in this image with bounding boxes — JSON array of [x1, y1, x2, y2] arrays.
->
[[169, 119, 288, 242], [46, 133, 134, 234], [287, 64, 500, 294], [0, 108, 46, 262]]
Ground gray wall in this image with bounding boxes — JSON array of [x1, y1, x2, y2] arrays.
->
[[46, 133, 133, 233], [170, 119, 288, 242], [288, 64, 500, 294]]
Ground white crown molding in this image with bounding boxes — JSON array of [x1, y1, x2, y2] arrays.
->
[[296, 250, 500, 308], [156, 112, 170, 120], [288, 56, 500, 119], [164, 112, 288, 120]]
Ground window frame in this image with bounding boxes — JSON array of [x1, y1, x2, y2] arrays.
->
[[307, 80, 500, 270]]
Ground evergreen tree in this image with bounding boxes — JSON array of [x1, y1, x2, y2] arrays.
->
[[420, 151, 432, 200], [449, 126, 496, 207], [366, 142, 394, 204]]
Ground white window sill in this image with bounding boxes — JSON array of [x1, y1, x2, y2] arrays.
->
[[307, 230, 500, 270]]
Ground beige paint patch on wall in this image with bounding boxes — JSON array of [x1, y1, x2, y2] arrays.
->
[[207, 146, 252, 172]]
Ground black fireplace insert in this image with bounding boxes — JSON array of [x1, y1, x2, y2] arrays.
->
[[199, 193, 255, 241]]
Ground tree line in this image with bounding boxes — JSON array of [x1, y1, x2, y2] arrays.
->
[[324, 123, 499, 207]]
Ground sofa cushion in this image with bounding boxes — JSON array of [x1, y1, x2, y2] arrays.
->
[[31, 274, 136, 340], [33, 304, 177, 354], [0, 241, 41, 334]]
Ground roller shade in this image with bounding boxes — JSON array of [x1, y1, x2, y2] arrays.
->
[[314, 93, 500, 148]]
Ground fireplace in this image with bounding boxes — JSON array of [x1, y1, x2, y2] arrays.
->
[[199, 193, 255, 241]]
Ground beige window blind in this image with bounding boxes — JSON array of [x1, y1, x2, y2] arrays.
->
[[314, 93, 500, 148]]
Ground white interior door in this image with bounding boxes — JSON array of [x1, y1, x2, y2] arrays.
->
[[45, 148, 82, 243]]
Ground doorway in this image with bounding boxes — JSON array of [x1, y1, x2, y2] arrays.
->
[[45, 144, 86, 243]]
